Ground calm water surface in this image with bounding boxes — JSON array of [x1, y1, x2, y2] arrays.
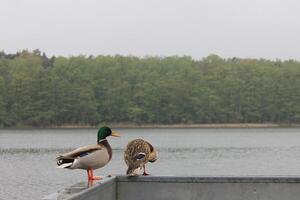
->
[[1, 128, 300, 199]]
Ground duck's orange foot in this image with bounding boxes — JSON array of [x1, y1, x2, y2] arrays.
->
[[89, 176, 103, 181], [87, 169, 103, 181]]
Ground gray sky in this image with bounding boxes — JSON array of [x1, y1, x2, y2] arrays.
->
[[1, 0, 300, 60]]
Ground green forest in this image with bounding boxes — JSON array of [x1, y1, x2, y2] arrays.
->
[[0, 50, 300, 127]]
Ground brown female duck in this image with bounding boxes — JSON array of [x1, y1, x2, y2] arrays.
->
[[124, 139, 157, 176]]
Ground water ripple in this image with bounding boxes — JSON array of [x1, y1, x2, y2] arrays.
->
[[0, 148, 73, 154], [2, 146, 300, 155]]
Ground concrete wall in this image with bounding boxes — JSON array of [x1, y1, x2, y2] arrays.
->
[[63, 178, 116, 200], [117, 176, 300, 200], [42, 181, 115, 200], [58, 176, 300, 200]]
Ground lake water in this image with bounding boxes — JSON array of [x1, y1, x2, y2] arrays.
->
[[1, 128, 300, 200]]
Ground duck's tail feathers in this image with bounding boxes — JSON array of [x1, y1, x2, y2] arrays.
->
[[56, 157, 74, 169], [56, 163, 73, 168]]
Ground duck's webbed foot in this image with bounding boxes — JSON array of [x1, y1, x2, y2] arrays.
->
[[142, 165, 150, 176], [90, 176, 102, 180], [87, 169, 103, 180]]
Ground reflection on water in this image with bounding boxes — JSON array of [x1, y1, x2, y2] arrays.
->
[[1, 128, 300, 199]]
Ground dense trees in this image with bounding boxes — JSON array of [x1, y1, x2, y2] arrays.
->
[[0, 50, 299, 127]]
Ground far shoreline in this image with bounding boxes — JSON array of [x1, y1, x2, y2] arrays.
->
[[2, 123, 300, 129]]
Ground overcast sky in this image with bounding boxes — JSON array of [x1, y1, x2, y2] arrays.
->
[[1, 0, 300, 60]]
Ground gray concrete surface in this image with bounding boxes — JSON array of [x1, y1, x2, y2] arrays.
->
[[43, 177, 116, 200], [46, 176, 300, 200]]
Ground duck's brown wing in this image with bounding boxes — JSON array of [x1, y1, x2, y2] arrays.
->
[[124, 139, 150, 165]]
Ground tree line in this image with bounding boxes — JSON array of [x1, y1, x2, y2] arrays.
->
[[0, 50, 299, 127]]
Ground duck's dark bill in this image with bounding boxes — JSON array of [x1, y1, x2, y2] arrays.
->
[[149, 158, 157, 163]]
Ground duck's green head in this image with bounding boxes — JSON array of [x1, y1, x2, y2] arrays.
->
[[97, 126, 120, 142]]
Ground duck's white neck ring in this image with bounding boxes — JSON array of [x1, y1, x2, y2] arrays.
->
[[98, 139, 107, 143]]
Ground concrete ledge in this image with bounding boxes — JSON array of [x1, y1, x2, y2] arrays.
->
[[117, 176, 300, 183], [43, 176, 116, 200], [68, 177, 116, 200], [48, 176, 300, 200]]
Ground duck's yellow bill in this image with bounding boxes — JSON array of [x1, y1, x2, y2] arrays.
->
[[111, 131, 120, 137]]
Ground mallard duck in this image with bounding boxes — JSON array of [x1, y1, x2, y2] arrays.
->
[[124, 139, 157, 176], [56, 126, 120, 181]]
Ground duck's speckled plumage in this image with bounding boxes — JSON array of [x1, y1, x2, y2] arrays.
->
[[124, 139, 157, 176]]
